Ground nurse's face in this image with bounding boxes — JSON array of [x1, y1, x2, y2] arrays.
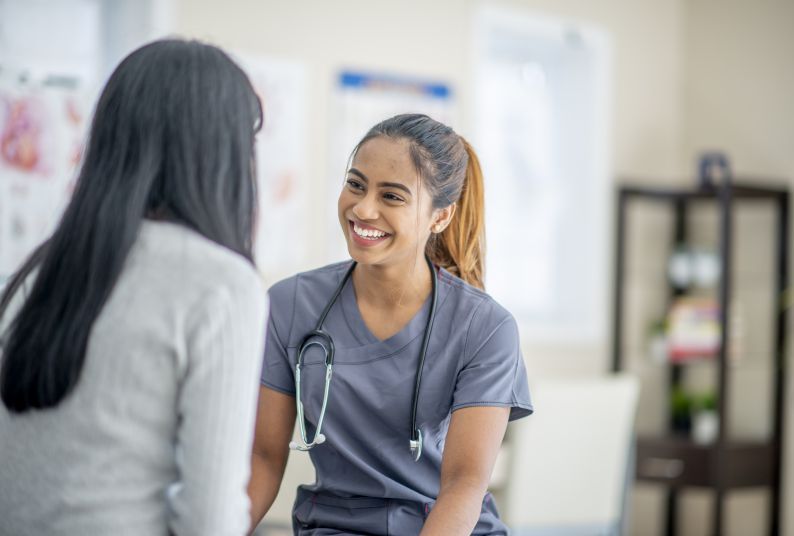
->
[[338, 136, 440, 269]]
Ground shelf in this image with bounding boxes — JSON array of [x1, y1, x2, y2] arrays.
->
[[618, 181, 788, 201], [635, 436, 775, 489], [613, 179, 789, 535], [625, 355, 775, 372]]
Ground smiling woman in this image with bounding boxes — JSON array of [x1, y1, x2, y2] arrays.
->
[[249, 114, 532, 536], [342, 119, 486, 290], [340, 136, 441, 264]]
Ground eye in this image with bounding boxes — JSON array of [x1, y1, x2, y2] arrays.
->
[[346, 178, 365, 191], [383, 192, 405, 203]]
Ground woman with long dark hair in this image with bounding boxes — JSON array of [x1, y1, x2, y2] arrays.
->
[[0, 39, 267, 536], [249, 114, 532, 535]]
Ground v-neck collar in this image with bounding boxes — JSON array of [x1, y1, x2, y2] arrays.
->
[[334, 263, 451, 363]]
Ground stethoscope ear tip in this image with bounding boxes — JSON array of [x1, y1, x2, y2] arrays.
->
[[315, 434, 327, 444], [288, 441, 299, 450]]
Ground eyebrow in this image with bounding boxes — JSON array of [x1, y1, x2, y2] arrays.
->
[[348, 168, 413, 197]]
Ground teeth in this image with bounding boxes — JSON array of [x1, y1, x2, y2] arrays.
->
[[353, 223, 387, 240]]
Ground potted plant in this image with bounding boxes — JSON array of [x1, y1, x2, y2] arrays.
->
[[670, 386, 692, 435], [692, 391, 719, 444]]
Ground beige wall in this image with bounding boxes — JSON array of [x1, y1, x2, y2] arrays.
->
[[684, 0, 794, 178], [683, 1, 794, 535]]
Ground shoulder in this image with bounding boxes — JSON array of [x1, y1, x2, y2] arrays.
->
[[266, 260, 352, 344], [437, 267, 517, 355], [135, 220, 264, 308], [268, 260, 351, 305], [438, 267, 513, 326]]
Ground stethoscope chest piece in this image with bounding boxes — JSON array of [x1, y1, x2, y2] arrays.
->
[[409, 429, 423, 461]]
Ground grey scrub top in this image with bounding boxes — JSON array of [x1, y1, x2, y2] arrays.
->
[[262, 261, 533, 535]]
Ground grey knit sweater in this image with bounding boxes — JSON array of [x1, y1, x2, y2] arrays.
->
[[0, 220, 267, 536]]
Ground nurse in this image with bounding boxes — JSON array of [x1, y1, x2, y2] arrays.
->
[[249, 114, 532, 535]]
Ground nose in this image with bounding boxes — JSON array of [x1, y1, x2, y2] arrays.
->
[[351, 192, 379, 221]]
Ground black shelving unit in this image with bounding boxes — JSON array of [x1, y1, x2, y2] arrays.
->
[[611, 180, 789, 536]]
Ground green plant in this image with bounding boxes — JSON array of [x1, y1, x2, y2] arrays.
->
[[670, 386, 692, 418], [670, 386, 693, 434], [693, 391, 717, 412], [648, 317, 668, 337]]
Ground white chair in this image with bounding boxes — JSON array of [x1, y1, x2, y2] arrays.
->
[[502, 374, 640, 536]]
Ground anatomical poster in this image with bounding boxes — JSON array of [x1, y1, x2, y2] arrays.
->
[[0, 79, 88, 282]]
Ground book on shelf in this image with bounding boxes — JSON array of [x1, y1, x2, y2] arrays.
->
[[666, 296, 720, 363]]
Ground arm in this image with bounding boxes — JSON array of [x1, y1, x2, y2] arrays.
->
[[247, 385, 296, 533], [420, 406, 510, 536], [169, 280, 267, 536]]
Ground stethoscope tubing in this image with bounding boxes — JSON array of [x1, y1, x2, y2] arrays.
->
[[291, 257, 437, 461]]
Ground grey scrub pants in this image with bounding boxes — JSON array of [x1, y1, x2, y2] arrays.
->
[[291, 486, 509, 535]]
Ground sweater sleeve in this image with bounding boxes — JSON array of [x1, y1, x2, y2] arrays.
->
[[167, 268, 268, 536]]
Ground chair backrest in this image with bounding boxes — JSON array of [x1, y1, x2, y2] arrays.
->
[[502, 374, 640, 536]]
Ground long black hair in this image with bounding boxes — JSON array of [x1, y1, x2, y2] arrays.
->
[[0, 39, 263, 412]]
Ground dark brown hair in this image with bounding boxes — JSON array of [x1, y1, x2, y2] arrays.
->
[[352, 114, 485, 288]]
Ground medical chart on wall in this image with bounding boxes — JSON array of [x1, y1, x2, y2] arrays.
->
[[237, 56, 309, 281], [326, 70, 455, 262], [0, 78, 89, 281]]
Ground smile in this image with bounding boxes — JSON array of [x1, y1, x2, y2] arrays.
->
[[349, 221, 391, 243]]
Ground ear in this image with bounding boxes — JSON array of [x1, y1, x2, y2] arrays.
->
[[430, 203, 456, 234]]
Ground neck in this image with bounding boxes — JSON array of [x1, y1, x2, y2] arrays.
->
[[352, 254, 432, 310]]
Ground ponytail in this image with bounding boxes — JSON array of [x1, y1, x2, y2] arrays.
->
[[427, 138, 486, 289]]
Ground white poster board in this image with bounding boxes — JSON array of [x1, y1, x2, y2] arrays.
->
[[0, 0, 99, 283], [326, 70, 455, 262], [238, 56, 309, 281], [473, 6, 612, 343]]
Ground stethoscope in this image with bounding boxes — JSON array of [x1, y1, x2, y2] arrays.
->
[[288, 256, 438, 462]]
